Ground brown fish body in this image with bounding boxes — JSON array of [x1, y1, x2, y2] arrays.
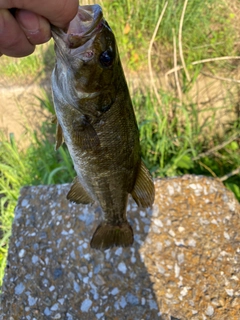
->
[[51, 5, 154, 249]]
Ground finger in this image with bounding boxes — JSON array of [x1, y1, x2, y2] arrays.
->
[[15, 9, 51, 45], [0, 0, 79, 29], [0, 9, 35, 57]]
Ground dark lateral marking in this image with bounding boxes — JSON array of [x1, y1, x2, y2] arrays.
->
[[101, 104, 111, 113], [72, 115, 100, 150]]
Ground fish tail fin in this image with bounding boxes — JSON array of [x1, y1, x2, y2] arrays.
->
[[90, 222, 133, 250]]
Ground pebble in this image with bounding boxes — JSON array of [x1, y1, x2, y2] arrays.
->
[[153, 219, 163, 227], [31, 255, 38, 264], [225, 288, 234, 296], [73, 281, 80, 293], [119, 296, 127, 308], [224, 231, 230, 240], [115, 247, 122, 256], [178, 226, 185, 233], [180, 287, 189, 297], [81, 298, 92, 312], [205, 305, 214, 316], [28, 295, 37, 306], [51, 303, 59, 311], [168, 229, 175, 237], [167, 185, 174, 195], [188, 238, 196, 247], [44, 307, 51, 316], [177, 253, 184, 264], [18, 249, 25, 258], [110, 288, 119, 295], [118, 262, 127, 274], [126, 293, 139, 305], [174, 263, 180, 278], [149, 299, 158, 310], [21, 199, 28, 207], [14, 283, 25, 295]]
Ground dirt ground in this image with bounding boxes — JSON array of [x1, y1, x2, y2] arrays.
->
[[0, 81, 51, 146]]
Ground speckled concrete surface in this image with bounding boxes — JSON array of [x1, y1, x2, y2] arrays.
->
[[0, 175, 239, 320]]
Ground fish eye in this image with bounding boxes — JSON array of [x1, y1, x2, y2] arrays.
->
[[99, 50, 114, 68]]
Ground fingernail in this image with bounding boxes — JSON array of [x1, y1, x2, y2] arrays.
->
[[17, 9, 40, 34]]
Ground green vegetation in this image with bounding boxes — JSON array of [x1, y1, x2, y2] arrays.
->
[[102, 0, 238, 70], [0, 0, 240, 285]]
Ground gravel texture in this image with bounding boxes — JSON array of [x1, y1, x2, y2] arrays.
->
[[0, 175, 239, 320]]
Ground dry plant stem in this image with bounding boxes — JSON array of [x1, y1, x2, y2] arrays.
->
[[173, 28, 182, 104], [148, 1, 168, 117], [201, 72, 240, 84], [179, 0, 191, 82], [220, 167, 240, 182], [166, 56, 240, 77], [192, 132, 239, 161], [199, 161, 217, 178]]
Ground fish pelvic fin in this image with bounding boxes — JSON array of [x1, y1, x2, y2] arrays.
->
[[131, 160, 155, 208], [90, 222, 133, 250], [67, 177, 93, 204]]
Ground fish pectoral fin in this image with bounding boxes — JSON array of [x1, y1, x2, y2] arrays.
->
[[90, 222, 133, 250], [51, 115, 64, 150], [72, 115, 100, 151], [51, 115, 57, 124], [55, 122, 64, 150], [131, 160, 155, 208], [67, 177, 93, 204]]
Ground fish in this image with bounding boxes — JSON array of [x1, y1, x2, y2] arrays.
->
[[51, 4, 155, 250]]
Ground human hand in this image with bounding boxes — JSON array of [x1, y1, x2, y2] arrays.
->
[[0, 0, 79, 57]]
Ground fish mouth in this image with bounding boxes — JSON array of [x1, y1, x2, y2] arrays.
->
[[51, 5, 103, 49]]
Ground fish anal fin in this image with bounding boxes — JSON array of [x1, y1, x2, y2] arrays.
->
[[67, 177, 93, 204], [90, 222, 133, 250], [131, 160, 155, 208]]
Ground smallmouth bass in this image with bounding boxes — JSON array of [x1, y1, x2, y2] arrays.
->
[[51, 5, 155, 250]]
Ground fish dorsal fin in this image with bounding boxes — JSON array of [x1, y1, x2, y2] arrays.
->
[[67, 177, 94, 204], [131, 160, 155, 208]]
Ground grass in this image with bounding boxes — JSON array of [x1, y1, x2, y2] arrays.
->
[[133, 90, 239, 186], [99, 0, 238, 70], [0, 0, 240, 286]]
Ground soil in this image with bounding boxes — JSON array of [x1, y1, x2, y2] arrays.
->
[[0, 81, 51, 147]]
